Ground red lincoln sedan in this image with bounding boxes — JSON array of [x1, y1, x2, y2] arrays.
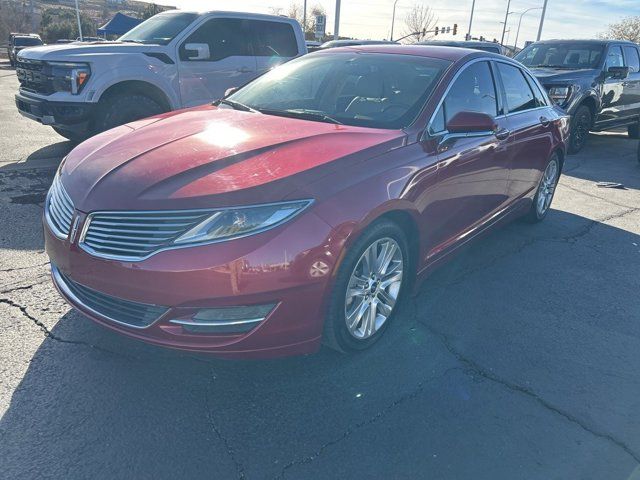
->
[[45, 45, 568, 358]]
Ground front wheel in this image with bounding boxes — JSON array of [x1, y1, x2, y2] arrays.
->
[[568, 105, 592, 154], [94, 93, 165, 134], [525, 153, 561, 223], [52, 126, 89, 143], [323, 220, 409, 353]]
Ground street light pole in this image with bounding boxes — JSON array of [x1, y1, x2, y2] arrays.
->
[[74, 0, 83, 41], [513, 7, 542, 50], [467, 0, 476, 41], [537, 0, 549, 41], [334, 0, 341, 40], [390, 0, 399, 41], [303, 0, 307, 39], [500, 0, 511, 45]]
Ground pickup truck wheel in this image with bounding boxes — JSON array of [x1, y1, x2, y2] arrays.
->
[[52, 127, 89, 143], [628, 122, 640, 139], [95, 93, 165, 133], [568, 106, 591, 154]]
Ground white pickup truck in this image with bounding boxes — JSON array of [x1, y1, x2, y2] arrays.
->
[[15, 10, 306, 141]]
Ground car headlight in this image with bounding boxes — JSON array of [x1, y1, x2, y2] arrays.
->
[[547, 86, 571, 105], [48, 61, 91, 94], [172, 200, 313, 246]]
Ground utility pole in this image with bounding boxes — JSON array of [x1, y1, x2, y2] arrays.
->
[[500, 0, 511, 45], [467, 0, 476, 41], [75, 0, 83, 41], [303, 0, 307, 39], [334, 0, 341, 40], [390, 0, 399, 41], [536, 0, 549, 41]]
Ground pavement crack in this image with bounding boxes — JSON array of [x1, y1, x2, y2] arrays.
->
[[205, 374, 246, 480], [275, 366, 460, 479], [420, 317, 640, 464], [0, 261, 49, 273]]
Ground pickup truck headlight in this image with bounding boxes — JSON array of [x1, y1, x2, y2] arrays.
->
[[547, 86, 571, 105], [48, 61, 91, 94], [172, 200, 313, 246]]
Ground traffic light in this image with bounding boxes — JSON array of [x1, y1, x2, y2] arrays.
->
[[453, 23, 458, 35], [435, 26, 439, 36]]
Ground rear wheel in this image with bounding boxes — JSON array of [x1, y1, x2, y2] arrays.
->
[[94, 93, 165, 134], [525, 153, 561, 223], [568, 105, 592, 154], [323, 220, 409, 353], [628, 122, 640, 139]]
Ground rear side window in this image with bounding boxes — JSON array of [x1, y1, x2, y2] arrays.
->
[[623, 46, 640, 72], [496, 63, 537, 113], [437, 61, 498, 129], [605, 45, 625, 69], [180, 18, 251, 61], [524, 71, 548, 107], [250, 21, 298, 57]]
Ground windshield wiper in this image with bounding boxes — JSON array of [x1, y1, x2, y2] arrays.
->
[[259, 108, 343, 125], [216, 99, 260, 114]]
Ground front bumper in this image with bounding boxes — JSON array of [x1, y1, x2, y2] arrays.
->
[[15, 91, 95, 132], [45, 208, 342, 359]]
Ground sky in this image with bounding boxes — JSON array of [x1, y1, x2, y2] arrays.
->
[[142, 0, 640, 48]]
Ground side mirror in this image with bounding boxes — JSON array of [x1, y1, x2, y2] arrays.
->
[[224, 87, 239, 98], [606, 66, 629, 80], [446, 111, 497, 134], [184, 43, 210, 61]]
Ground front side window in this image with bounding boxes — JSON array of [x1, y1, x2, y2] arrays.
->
[[623, 46, 640, 72], [605, 45, 625, 69], [119, 12, 197, 45], [496, 63, 537, 113], [180, 18, 251, 61], [516, 43, 604, 69], [250, 21, 298, 57], [228, 53, 450, 129]]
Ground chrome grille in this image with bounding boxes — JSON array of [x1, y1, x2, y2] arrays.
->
[[81, 210, 212, 260], [45, 176, 75, 239], [53, 266, 168, 329]]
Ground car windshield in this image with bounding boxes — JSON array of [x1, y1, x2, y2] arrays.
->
[[119, 12, 197, 45], [516, 43, 604, 69], [227, 53, 450, 129], [14, 37, 41, 46]]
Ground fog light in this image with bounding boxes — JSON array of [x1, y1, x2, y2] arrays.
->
[[169, 304, 276, 334]]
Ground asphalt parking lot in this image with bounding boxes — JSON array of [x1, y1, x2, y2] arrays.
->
[[1, 60, 640, 479]]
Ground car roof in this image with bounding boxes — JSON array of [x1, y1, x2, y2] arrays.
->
[[316, 44, 498, 62]]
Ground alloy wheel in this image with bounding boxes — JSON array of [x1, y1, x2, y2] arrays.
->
[[536, 158, 559, 217], [344, 237, 403, 340]]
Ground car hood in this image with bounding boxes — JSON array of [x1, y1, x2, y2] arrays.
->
[[16, 42, 163, 62], [527, 67, 600, 85], [61, 106, 405, 212]]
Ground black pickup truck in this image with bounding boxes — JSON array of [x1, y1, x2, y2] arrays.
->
[[515, 39, 640, 153]]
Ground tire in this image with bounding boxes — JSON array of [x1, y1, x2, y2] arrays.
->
[[323, 219, 410, 353], [524, 153, 561, 223], [568, 105, 592, 154], [628, 122, 640, 139], [94, 93, 165, 134], [52, 126, 89, 143]]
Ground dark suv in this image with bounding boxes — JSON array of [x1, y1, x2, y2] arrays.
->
[[7, 34, 42, 67], [516, 39, 640, 153]]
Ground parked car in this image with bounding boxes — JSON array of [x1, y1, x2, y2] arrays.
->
[[318, 39, 398, 49], [306, 40, 322, 52], [418, 40, 504, 55], [14, 10, 306, 141], [515, 39, 640, 153], [45, 45, 567, 358], [7, 33, 42, 66]]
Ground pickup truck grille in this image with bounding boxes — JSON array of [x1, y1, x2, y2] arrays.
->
[[80, 210, 212, 260], [16, 59, 53, 95]]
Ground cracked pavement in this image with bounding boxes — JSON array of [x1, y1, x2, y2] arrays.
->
[[2, 62, 640, 479]]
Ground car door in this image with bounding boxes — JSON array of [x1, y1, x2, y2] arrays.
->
[[250, 20, 301, 75], [494, 61, 555, 200], [177, 17, 258, 108], [599, 44, 626, 124], [424, 60, 511, 256], [622, 45, 640, 118]]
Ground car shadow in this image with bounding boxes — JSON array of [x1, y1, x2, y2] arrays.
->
[[2, 209, 639, 479]]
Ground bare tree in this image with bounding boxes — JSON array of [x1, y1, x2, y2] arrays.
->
[[288, 2, 326, 38], [600, 16, 640, 43], [402, 4, 437, 43]]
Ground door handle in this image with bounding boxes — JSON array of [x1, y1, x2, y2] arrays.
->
[[236, 66, 252, 73], [494, 128, 511, 140], [539, 116, 551, 127]]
